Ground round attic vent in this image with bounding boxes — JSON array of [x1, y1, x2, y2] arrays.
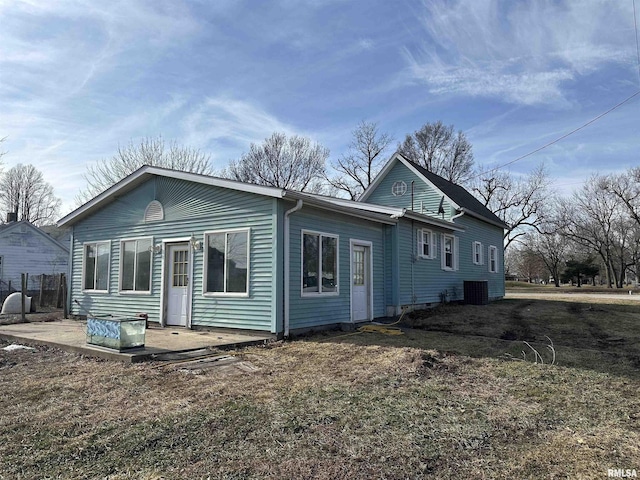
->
[[144, 200, 164, 222], [391, 181, 407, 196]]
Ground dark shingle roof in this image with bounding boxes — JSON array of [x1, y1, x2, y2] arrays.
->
[[407, 160, 508, 229]]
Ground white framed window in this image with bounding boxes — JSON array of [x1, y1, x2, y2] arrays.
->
[[204, 229, 250, 295], [441, 234, 459, 271], [391, 181, 407, 196], [302, 230, 338, 295], [83, 241, 111, 292], [417, 229, 436, 259], [489, 245, 499, 273], [120, 237, 152, 293], [473, 241, 484, 265]]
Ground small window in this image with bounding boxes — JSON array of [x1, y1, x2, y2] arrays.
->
[[417, 229, 436, 259], [83, 241, 110, 291], [441, 234, 458, 271], [302, 231, 338, 295], [391, 181, 407, 196], [204, 229, 249, 295], [120, 238, 152, 293], [473, 241, 484, 265], [489, 245, 499, 273]]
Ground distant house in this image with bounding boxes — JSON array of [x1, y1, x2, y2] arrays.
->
[[0, 220, 70, 293], [58, 153, 507, 336]]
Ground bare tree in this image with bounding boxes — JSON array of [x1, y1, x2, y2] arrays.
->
[[526, 232, 568, 287], [554, 175, 634, 288], [327, 121, 393, 200], [77, 136, 213, 204], [0, 164, 61, 226], [474, 164, 551, 249], [222, 132, 328, 192], [398, 121, 474, 185]]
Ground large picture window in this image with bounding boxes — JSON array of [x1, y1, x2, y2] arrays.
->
[[120, 238, 152, 292], [204, 229, 249, 295], [302, 231, 338, 295], [84, 241, 110, 291]]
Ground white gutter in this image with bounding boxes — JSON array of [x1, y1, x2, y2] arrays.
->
[[284, 199, 303, 338]]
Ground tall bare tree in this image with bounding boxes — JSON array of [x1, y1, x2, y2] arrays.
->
[[77, 136, 213, 204], [0, 164, 61, 226], [473, 164, 551, 249], [526, 232, 568, 287], [398, 121, 474, 185], [555, 175, 634, 288], [327, 121, 393, 200], [222, 132, 328, 192]]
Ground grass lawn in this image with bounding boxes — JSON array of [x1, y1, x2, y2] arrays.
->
[[1, 298, 639, 479]]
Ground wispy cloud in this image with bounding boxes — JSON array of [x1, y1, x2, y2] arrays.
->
[[181, 96, 298, 162], [402, 0, 637, 105]]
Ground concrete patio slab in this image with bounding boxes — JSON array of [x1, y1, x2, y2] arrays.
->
[[0, 319, 273, 363]]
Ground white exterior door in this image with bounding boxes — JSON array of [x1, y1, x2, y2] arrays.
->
[[166, 244, 189, 326], [351, 244, 370, 322]]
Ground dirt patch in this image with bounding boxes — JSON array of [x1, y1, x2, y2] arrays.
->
[[0, 308, 64, 325]]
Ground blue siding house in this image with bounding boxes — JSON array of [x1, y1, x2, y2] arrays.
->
[[58, 153, 507, 336]]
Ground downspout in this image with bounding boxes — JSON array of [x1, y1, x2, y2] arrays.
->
[[451, 210, 465, 221], [284, 199, 303, 338]]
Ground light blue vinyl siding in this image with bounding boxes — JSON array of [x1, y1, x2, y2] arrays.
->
[[70, 177, 277, 332], [366, 162, 456, 219], [393, 215, 504, 307], [287, 205, 386, 329]]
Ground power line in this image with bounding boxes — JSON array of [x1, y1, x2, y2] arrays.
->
[[634, 0, 640, 86], [474, 89, 640, 179]]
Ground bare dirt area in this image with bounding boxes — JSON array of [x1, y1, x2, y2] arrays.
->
[[0, 307, 64, 325], [0, 299, 638, 479]]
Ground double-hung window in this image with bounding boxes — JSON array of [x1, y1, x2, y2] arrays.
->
[[417, 229, 436, 259], [473, 241, 484, 265], [120, 238, 152, 293], [302, 231, 338, 295], [83, 241, 110, 291], [489, 245, 499, 273], [441, 234, 459, 271], [204, 229, 249, 295]]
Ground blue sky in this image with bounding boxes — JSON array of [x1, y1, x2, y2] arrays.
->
[[1, 0, 639, 215]]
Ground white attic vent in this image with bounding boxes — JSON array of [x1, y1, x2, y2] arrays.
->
[[144, 200, 164, 222], [392, 181, 407, 196]]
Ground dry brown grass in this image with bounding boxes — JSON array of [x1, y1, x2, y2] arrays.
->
[[1, 298, 639, 479]]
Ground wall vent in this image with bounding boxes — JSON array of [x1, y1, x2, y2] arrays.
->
[[144, 200, 164, 222]]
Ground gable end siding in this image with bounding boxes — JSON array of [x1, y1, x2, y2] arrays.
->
[[365, 161, 455, 219]]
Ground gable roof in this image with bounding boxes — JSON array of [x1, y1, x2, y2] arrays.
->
[[58, 165, 464, 232], [360, 153, 509, 229], [0, 220, 69, 252], [58, 165, 288, 227]]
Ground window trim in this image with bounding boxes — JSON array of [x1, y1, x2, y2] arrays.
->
[[441, 234, 459, 272], [301, 229, 339, 297], [82, 240, 111, 293], [417, 228, 436, 259], [473, 241, 484, 265], [489, 245, 499, 273], [202, 228, 250, 297], [391, 180, 407, 197], [119, 236, 153, 295]]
